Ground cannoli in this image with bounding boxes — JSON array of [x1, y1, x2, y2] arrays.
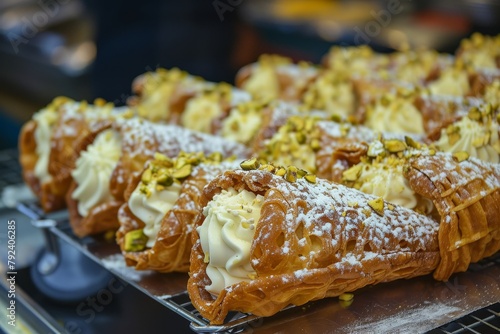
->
[[18, 97, 129, 212], [322, 45, 388, 76], [432, 103, 500, 163], [387, 50, 453, 85], [66, 118, 251, 237], [427, 64, 471, 97], [340, 138, 500, 281], [405, 152, 500, 281], [301, 69, 356, 119], [128, 67, 212, 123], [179, 82, 251, 134], [414, 95, 484, 141], [235, 54, 318, 102], [362, 90, 426, 135], [187, 164, 441, 324], [116, 152, 240, 272], [455, 33, 500, 70], [257, 115, 420, 181], [219, 101, 329, 153]]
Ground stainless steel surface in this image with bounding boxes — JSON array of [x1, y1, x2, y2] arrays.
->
[[16, 202, 500, 334], [3, 147, 499, 333], [32, 219, 60, 276]]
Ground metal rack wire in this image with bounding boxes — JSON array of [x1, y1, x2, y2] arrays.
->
[[3, 147, 499, 334], [0, 148, 22, 188], [430, 303, 500, 334]]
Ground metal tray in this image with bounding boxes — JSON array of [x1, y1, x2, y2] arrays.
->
[[17, 201, 500, 334]]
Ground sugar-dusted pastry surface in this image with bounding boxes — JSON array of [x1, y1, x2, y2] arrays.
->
[[188, 167, 440, 324]]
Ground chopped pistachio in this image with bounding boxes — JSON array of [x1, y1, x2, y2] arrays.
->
[[340, 299, 354, 309], [172, 164, 192, 179], [295, 132, 307, 144], [452, 151, 469, 162], [285, 166, 298, 182], [94, 97, 107, 107], [384, 139, 407, 153], [404, 136, 421, 149], [157, 173, 174, 186], [342, 165, 362, 182], [468, 107, 481, 121], [175, 157, 187, 169], [339, 293, 354, 301], [297, 169, 308, 178], [448, 132, 461, 146], [209, 152, 223, 162], [259, 164, 276, 173], [240, 158, 260, 170], [141, 169, 152, 184], [304, 174, 317, 183], [310, 138, 321, 151], [368, 197, 385, 216], [124, 229, 148, 252], [275, 167, 286, 176]]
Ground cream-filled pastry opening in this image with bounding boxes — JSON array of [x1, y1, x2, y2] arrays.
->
[[128, 177, 182, 248], [435, 117, 500, 164], [197, 188, 264, 295], [221, 105, 262, 144], [365, 96, 425, 134], [181, 94, 223, 133], [242, 64, 279, 102], [33, 107, 59, 184], [343, 144, 434, 214], [71, 129, 122, 217]]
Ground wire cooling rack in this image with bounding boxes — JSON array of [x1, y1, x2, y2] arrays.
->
[[6, 145, 499, 334]]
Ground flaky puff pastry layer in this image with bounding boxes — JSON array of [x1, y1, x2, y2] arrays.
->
[[405, 153, 500, 281], [188, 169, 440, 324], [67, 119, 250, 237], [116, 160, 237, 273]]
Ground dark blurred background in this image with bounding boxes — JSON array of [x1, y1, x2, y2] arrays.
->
[[0, 0, 499, 149]]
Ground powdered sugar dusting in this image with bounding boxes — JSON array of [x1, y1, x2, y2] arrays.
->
[[114, 118, 250, 159], [243, 169, 440, 273], [346, 302, 461, 333], [101, 254, 152, 282]]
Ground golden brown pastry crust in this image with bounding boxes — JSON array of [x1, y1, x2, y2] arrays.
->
[[188, 169, 440, 324], [66, 119, 250, 237], [405, 153, 500, 281], [116, 162, 233, 272], [19, 117, 68, 212]]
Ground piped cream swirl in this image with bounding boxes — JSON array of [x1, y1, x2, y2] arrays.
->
[[128, 179, 181, 248], [221, 105, 262, 144], [71, 129, 122, 217], [197, 188, 264, 295], [365, 96, 425, 134], [344, 151, 433, 214], [242, 64, 279, 102], [428, 68, 470, 96], [181, 94, 223, 133], [435, 117, 500, 163], [33, 106, 59, 183]]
